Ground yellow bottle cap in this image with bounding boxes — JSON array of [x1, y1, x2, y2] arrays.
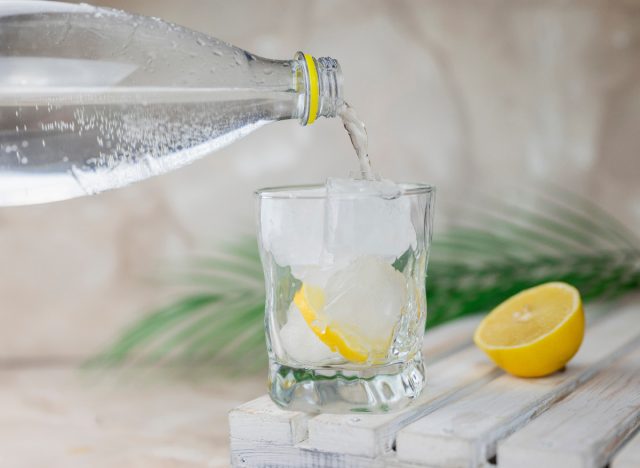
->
[[302, 53, 319, 125]]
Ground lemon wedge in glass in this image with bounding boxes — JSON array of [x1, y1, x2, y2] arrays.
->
[[293, 284, 369, 363]]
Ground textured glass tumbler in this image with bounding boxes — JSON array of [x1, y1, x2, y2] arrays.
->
[[256, 183, 435, 413]]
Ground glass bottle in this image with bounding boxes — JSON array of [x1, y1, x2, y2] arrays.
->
[[0, 1, 343, 205]]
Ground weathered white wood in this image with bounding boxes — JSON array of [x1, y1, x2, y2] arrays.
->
[[306, 346, 500, 457], [396, 301, 640, 467], [612, 429, 640, 468], [498, 342, 640, 468], [228, 396, 309, 445], [231, 438, 495, 468], [230, 438, 388, 468]]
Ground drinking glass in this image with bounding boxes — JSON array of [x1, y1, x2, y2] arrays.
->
[[256, 183, 434, 413]]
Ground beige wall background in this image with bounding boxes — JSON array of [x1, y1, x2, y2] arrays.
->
[[1, 0, 639, 360]]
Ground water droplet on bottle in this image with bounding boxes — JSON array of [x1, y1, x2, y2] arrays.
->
[[63, 156, 69, 162], [21, 140, 28, 148], [21, 156, 28, 165], [213, 49, 223, 57], [263, 68, 273, 75], [196, 37, 205, 46]]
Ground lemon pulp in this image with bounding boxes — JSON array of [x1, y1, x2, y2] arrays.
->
[[474, 282, 585, 377]]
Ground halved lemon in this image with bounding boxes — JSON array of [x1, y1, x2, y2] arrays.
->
[[293, 283, 369, 363], [473, 282, 585, 377]]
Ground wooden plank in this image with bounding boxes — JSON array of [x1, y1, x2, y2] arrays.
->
[[612, 429, 640, 468], [396, 301, 640, 467], [231, 438, 493, 468], [306, 346, 500, 457], [228, 396, 309, 445], [230, 438, 388, 468], [228, 315, 483, 451], [497, 341, 640, 468]]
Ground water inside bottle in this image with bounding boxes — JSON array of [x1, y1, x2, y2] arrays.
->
[[1, 91, 374, 205], [0, 88, 291, 205]]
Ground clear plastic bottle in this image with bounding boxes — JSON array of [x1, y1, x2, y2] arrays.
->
[[0, 1, 343, 205]]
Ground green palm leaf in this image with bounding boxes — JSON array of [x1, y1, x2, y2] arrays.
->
[[92, 191, 640, 370]]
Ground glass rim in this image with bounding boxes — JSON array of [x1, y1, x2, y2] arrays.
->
[[255, 182, 434, 199]]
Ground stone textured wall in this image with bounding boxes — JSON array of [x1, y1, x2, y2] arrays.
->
[[1, 0, 638, 359]]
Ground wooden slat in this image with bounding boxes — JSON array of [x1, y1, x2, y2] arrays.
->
[[396, 302, 640, 467], [230, 438, 496, 468], [612, 429, 640, 468], [230, 438, 388, 468], [229, 396, 309, 445], [497, 341, 640, 468], [306, 346, 500, 457]]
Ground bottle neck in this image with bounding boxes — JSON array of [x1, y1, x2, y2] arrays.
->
[[294, 52, 343, 126]]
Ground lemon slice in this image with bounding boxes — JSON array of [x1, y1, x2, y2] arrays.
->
[[293, 283, 369, 363], [474, 282, 585, 377]]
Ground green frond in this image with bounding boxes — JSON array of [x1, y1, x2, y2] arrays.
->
[[88, 293, 224, 366], [542, 183, 640, 248]]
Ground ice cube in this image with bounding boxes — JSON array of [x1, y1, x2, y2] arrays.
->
[[324, 178, 416, 263], [323, 256, 407, 351], [289, 264, 335, 289], [279, 302, 339, 364], [259, 193, 325, 268]]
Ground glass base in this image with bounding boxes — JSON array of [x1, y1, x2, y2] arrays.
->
[[268, 353, 425, 413]]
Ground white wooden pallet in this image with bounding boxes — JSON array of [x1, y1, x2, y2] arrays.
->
[[229, 299, 640, 467]]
